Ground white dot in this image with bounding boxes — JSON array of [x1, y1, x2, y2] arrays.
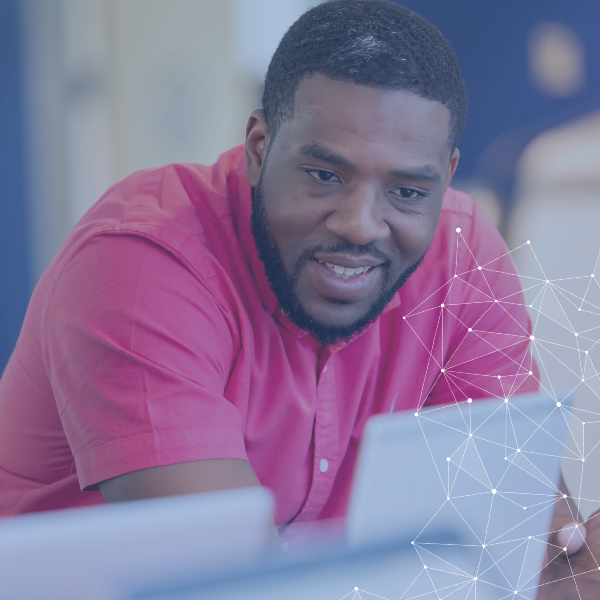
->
[[557, 402, 562, 407], [447, 496, 450, 500], [323, 365, 328, 373], [355, 587, 358, 591], [592, 274, 595, 278], [529, 371, 533, 375], [441, 368, 446, 373], [575, 333, 578, 337], [447, 457, 450, 461], [505, 398, 508, 403], [524, 506, 527, 510], [403, 316, 406, 319], [441, 303, 445, 307], [482, 544, 486, 548], [517, 448, 521, 452], [527, 240, 531, 244], [468, 398, 473, 403], [563, 547, 568, 552], [586, 351, 589, 354], [582, 458, 586, 462], [529, 536, 531, 539], [530, 335, 535, 340], [546, 280, 549, 283], [468, 327, 472, 332], [478, 266, 482, 270], [474, 577, 477, 581], [454, 274, 457, 278], [456, 228, 461, 233], [492, 489, 497, 494], [319, 458, 329, 472], [495, 299, 498, 302], [415, 412, 418, 416], [563, 494, 567, 499], [424, 565, 427, 569], [411, 541, 415, 544], [498, 375, 502, 379], [583, 378, 585, 382], [583, 422, 586, 425], [579, 308, 582, 311], [469, 433, 473, 437]]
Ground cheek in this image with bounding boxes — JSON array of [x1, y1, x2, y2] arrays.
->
[[390, 213, 439, 261], [264, 183, 324, 244]]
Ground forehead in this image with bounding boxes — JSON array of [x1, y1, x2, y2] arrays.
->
[[278, 74, 452, 167]]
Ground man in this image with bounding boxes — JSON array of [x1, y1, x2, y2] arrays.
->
[[0, 0, 595, 595]]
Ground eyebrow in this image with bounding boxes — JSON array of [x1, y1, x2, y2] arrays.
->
[[390, 166, 441, 184], [298, 142, 441, 183], [298, 143, 354, 167]]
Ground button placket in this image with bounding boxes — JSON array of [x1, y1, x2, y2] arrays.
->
[[294, 352, 340, 522]]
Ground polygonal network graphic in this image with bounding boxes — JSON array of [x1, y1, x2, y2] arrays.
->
[[343, 233, 600, 600]]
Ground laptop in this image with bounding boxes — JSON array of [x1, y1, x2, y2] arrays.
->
[[346, 390, 572, 600], [0, 486, 275, 600]]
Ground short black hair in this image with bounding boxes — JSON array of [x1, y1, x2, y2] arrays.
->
[[262, 0, 467, 149]]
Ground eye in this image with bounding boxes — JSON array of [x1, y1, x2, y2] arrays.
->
[[304, 169, 339, 183], [393, 187, 423, 200]]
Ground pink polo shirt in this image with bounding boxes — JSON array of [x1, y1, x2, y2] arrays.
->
[[0, 146, 538, 524]]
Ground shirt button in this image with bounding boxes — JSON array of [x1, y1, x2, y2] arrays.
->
[[319, 458, 329, 472], [323, 365, 328, 373]]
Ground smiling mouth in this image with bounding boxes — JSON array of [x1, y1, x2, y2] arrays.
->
[[316, 259, 374, 280]]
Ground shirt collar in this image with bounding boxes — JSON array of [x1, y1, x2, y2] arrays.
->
[[226, 147, 402, 342]]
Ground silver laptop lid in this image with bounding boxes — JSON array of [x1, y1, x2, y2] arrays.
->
[[347, 391, 571, 600]]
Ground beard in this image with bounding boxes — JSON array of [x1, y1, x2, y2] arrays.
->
[[250, 177, 426, 346]]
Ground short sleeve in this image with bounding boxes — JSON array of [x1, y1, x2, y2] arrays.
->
[[425, 204, 540, 406], [42, 234, 247, 490]]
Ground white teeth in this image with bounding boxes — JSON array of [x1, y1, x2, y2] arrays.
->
[[317, 259, 374, 279]]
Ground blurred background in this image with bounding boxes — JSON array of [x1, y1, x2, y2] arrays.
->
[[2, 0, 600, 508]]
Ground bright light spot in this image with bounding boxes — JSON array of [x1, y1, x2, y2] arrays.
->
[[468, 328, 472, 332], [468, 398, 473, 403], [529, 371, 533, 375], [557, 402, 562, 407], [492, 489, 497, 494], [478, 266, 482, 270], [517, 449, 521, 452], [456, 228, 461, 233], [447, 457, 450, 461], [441, 303, 445, 307], [527, 240, 531, 244]]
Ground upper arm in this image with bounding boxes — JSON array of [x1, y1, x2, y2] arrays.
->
[[43, 234, 247, 492], [98, 458, 261, 503]]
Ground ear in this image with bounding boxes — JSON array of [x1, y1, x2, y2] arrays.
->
[[445, 147, 460, 187], [245, 109, 271, 188]]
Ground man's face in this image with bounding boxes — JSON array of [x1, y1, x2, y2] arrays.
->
[[246, 74, 459, 344]]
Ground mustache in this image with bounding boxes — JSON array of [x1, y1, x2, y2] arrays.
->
[[300, 241, 391, 266]]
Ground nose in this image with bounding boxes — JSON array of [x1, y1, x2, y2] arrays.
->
[[324, 185, 390, 246]]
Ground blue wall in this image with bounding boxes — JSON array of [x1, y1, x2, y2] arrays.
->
[[399, 0, 600, 198], [0, 0, 30, 374]]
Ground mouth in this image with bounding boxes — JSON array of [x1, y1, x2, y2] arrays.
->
[[316, 260, 374, 280]]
